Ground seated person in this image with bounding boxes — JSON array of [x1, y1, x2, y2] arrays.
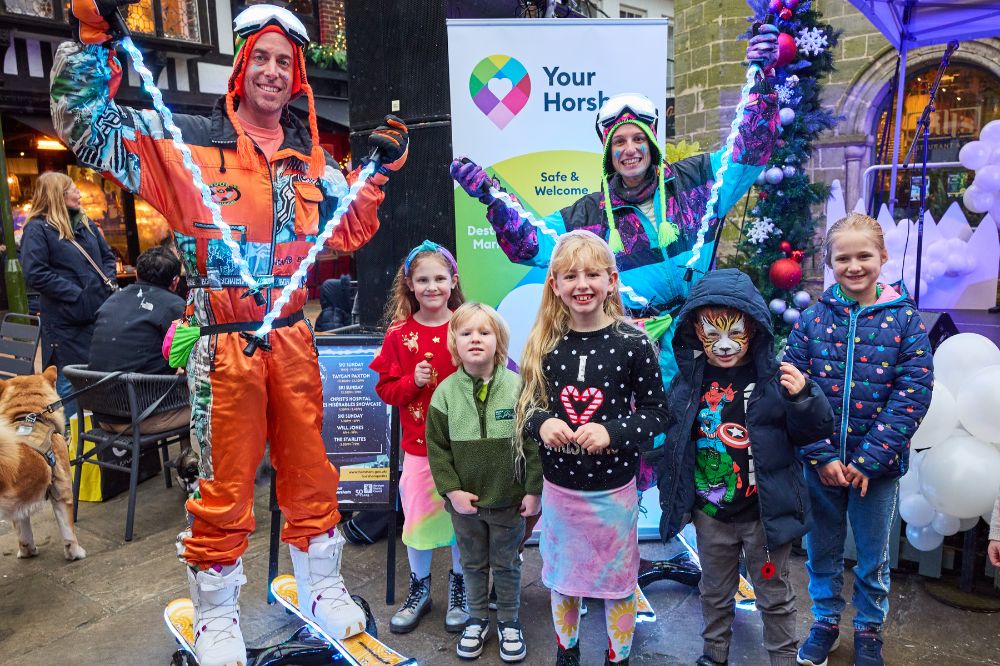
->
[[88, 246, 188, 434], [315, 274, 354, 332]]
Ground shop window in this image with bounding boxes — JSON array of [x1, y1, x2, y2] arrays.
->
[[872, 63, 1000, 220], [127, 0, 201, 42], [2, 0, 54, 19]]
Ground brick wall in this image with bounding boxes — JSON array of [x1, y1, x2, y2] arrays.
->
[[317, 0, 345, 45]]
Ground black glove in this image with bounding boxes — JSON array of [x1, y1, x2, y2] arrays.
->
[[367, 115, 409, 172]]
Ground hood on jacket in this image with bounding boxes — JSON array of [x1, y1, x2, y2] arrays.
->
[[672, 269, 775, 376]]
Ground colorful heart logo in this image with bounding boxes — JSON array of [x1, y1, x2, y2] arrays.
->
[[469, 55, 531, 130]]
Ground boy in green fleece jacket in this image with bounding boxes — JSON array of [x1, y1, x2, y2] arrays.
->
[[427, 302, 542, 663]]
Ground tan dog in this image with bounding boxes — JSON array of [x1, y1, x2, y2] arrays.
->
[[0, 366, 86, 560]]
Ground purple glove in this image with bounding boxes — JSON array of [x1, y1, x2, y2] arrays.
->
[[450, 159, 495, 204], [746, 24, 779, 70]]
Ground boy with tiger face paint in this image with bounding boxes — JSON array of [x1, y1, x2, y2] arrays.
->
[[694, 306, 756, 368], [656, 270, 835, 666]]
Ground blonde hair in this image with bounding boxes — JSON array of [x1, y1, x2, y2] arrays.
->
[[30, 172, 91, 241], [514, 230, 627, 453], [824, 213, 886, 267], [383, 251, 466, 326], [447, 302, 510, 369]]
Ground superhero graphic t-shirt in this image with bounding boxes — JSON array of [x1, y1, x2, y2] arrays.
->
[[692, 363, 758, 522]]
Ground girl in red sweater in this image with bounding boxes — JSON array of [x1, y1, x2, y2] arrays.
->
[[370, 240, 468, 634]]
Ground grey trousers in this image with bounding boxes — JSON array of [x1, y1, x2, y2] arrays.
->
[[448, 502, 526, 622], [693, 510, 798, 666]]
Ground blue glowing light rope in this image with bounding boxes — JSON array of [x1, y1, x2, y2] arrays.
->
[[119, 36, 261, 295], [685, 63, 762, 271], [254, 161, 378, 339]]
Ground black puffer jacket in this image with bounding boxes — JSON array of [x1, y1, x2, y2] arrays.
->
[[657, 269, 833, 549], [20, 212, 116, 367]]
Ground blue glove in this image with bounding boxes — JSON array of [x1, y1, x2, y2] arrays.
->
[[450, 159, 495, 204], [746, 24, 779, 69]]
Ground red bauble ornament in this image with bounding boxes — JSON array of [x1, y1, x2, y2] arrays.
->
[[779, 7, 793, 20], [758, 191, 768, 201], [775, 33, 797, 68], [779, 240, 792, 254], [791, 249, 805, 262], [770, 257, 803, 290]]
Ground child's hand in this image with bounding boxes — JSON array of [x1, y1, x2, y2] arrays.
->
[[446, 490, 479, 515], [779, 362, 807, 397], [818, 460, 850, 487], [845, 463, 870, 497], [989, 540, 1000, 567], [575, 423, 611, 453], [520, 494, 541, 517], [414, 360, 433, 387], [539, 418, 575, 447]]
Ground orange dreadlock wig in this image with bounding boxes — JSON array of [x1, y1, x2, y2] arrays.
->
[[226, 25, 325, 179]]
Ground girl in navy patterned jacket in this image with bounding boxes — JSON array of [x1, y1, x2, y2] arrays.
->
[[783, 213, 933, 666]]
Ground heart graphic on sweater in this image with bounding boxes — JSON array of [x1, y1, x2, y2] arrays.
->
[[560, 385, 604, 425]]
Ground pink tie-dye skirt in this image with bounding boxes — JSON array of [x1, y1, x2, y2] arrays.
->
[[399, 453, 456, 550], [540, 478, 639, 599]]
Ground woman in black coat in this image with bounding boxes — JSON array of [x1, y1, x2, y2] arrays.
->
[[20, 172, 117, 406]]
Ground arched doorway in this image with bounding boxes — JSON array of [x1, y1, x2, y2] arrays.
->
[[871, 63, 1000, 220]]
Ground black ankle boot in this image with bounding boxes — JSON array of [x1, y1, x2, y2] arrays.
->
[[556, 644, 581, 666]]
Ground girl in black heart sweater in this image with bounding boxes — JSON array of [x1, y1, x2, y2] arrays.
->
[[515, 230, 668, 666]]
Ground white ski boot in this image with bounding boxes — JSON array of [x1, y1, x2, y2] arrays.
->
[[289, 528, 367, 640], [188, 561, 247, 666]]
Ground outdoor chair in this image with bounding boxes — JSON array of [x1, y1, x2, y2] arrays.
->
[[0, 312, 41, 378], [62, 365, 190, 541]]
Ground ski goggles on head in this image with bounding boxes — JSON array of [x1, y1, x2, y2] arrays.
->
[[595, 93, 658, 140], [404, 240, 458, 277], [233, 4, 309, 46]]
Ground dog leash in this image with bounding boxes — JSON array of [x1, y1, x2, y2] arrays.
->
[[16, 371, 124, 434]]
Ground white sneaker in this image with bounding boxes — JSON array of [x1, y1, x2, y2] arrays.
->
[[290, 529, 367, 640], [188, 561, 247, 666]]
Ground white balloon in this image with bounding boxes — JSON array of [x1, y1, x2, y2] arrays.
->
[[963, 184, 995, 214], [962, 255, 977, 275], [931, 511, 961, 536], [906, 523, 945, 551], [975, 164, 1000, 192], [958, 516, 980, 532], [959, 140, 992, 171], [957, 367, 1000, 443], [899, 465, 921, 497], [945, 252, 968, 277], [933, 333, 1000, 392], [988, 203, 1000, 230], [900, 492, 936, 527], [925, 240, 945, 260], [911, 384, 958, 449], [981, 119, 1000, 144], [925, 260, 947, 280], [920, 434, 1000, 518]]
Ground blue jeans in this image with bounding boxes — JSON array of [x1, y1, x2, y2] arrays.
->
[[803, 468, 899, 632], [56, 369, 78, 426]]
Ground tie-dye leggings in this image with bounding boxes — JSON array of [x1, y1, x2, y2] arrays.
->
[[551, 591, 637, 663]]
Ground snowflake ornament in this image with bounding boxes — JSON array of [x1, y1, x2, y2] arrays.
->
[[775, 83, 796, 105], [747, 217, 777, 244], [796, 27, 828, 56]]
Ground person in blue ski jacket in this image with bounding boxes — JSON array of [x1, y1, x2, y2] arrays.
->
[[783, 212, 933, 666]]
